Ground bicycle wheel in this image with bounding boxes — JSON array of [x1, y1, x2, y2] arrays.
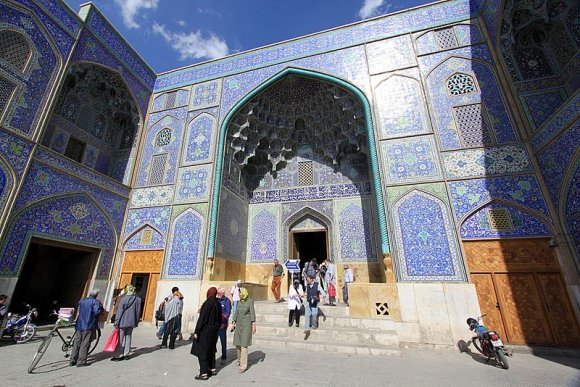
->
[[28, 332, 53, 373], [88, 328, 101, 355]]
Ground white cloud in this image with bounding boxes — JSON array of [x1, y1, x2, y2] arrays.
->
[[114, 0, 159, 29], [177, 20, 186, 27], [358, 0, 393, 19], [152, 23, 229, 61]]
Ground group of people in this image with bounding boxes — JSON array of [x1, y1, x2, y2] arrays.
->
[[192, 284, 256, 380]]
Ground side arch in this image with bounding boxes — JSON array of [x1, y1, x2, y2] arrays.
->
[[283, 206, 334, 261], [123, 222, 165, 251], [208, 67, 389, 256], [164, 207, 205, 279]]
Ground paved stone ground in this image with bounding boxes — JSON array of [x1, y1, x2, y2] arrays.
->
[[1, 324, 578, 386]]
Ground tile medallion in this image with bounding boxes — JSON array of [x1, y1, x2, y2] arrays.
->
[[375, 74, 431, 139], [130, 185, 174, 207], [0, 194, 116, 278], [381, 135, 443, 184], [182, 112, 216, 166], [366, 35, 416, 74], [392, 189, 464, 281], [447, 175, 552, 222], [460, 201, 552, 239], [442, 145, 532, 178], [164, 207, 205, 279], [174, 164, 211, 204], [335, 198, 376, 262], [248, 205, 279, 262], [190, 79, 223, 110]]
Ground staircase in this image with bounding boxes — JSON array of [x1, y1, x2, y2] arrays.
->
[[244, 301, 401, 356]]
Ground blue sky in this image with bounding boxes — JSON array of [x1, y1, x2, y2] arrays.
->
[[63, 0, 436, 73]]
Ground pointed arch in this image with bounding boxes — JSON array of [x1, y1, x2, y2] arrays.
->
[[208, 67, 389, 256], [123, 222, 165, 250], [181, 112, 216, 166], [164, 207, 205, 279], [283, 206, 334, 261]]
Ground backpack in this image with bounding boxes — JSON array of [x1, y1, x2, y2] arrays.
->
[[155, 300, 165, 322], [306, 262, 318, 277]]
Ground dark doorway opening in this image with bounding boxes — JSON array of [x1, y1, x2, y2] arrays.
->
[[11, 239, 98, 324], [131, 273, 149, 320], [291, 231, 327, 282]]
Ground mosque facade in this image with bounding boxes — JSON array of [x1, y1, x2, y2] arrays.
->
[[0, 0, 578, 346]]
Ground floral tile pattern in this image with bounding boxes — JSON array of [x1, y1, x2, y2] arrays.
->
[[0, 158, 14, 218], [521, 91, 566, 130], [215, 187, 248, 262], [248, 206, 278, 262], [182, 113, 216, 165], [130, 186, 174, 207], [123, 206, 171, 240], [564, 161, 580, 264], [442, 145, 532, 178], [190, 79, 222, 110], [530, 93, 580, 152], [124, 226, 164, 250], [335, 198, 375, 262], [174, 165, 210, 204], [460, 201, 552, 239], [0, 128, 34, 178], [164, 207, 205, 278], [381, 136, 443, 184], [366, 35, 416, 74]]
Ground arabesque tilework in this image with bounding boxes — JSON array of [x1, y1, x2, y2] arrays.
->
[[190, 79, 222, 110], [182, 113, 217, 165], [0, 157, 14, 216], [123, 206, 171, 241], [165, 205, 207, 278], [174, 164, 211, 204], [521, 91, 566, 130], [248, 205, 278, 262], [381, 135, 443, 184], [442, 145, 532, 178], [0, 194, 116, 278], [215, 187, 248, 262], [130, 186, 174, 207], [335, 198, 376, 262], [366, 35, 416, 74], [125, 226, 164, 250], [564, 161, 580, 264]]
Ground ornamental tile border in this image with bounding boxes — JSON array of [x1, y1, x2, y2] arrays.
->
[[247, 204, 279, 262], [442, 145, 532, 178], [33, 0, 81, 36], [0, 157, 15, 216], [0, 128, 33, 178], [248, 182, 371, 204], [123, 206, 171, 239], [155, 0, 482, 91], [521, 90, 566, 130], [124, 226, 164, 251], [130, 185, 174, 207], [334, 197, 376, 262], [215, 187, 248, 262], [530, 92, 580, 153]]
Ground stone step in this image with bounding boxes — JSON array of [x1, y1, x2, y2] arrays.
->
[[250, 336, 401, 356], [254, 302, 350, 317], [255, 324, 399, 346], [254, 313, 397, 331]]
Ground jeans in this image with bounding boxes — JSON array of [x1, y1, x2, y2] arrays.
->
[[304, 304, 318, 330], [158, 322, 165, 337], [218, 328, 227, 359], [232, 301, 238, 319]]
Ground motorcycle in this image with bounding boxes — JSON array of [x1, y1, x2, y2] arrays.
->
[[3, 304, 38, 344], [467, 315, 509, 369]]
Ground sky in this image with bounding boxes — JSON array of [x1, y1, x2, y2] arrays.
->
[[62, 0, 437, 74]]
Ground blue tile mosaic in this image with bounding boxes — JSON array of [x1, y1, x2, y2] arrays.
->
[[282, 200, 333, 225], [215, 187, 248, 262], [460, 201, 552, 238], [152, 89, 190, 112], [174, 165, 211, 204], [125, 226, 164, 251], [422, 51, 518, 150], [165, 208, 205, 278], [366, 35, 416, 74], [155, 0, 483, 91], [71, 29, 151, 116], [522, 91, 566, 130], [182, 113, 216, 165], [336, 199, 375, 262], [0, 157, 13, 216], [15, 161, 128, 232], [393, 189, 464, 281], [136, 109, 186, 187], [381, 135, 443, 184], [415, 23, 484, 55], [190, 79, 222, 110], [0, 128, 34, 178], [33, 0, 81, 36], [448, 176, 552, 222], [1, 2, 60, 137], [249, 207, 278, 262], [564, 160, 580, 264], [480, 0, 501, 47], [442, 145, 532, 178], [85, 7, 155, 88], [375, 74, 431, 138], [123, 206, 171, 240], [0, 194, 116, 279], [282, 204, 334, 261], [530, 93, 580, 152], [130, 186, 174, 207], [537, 121, 580, 212]]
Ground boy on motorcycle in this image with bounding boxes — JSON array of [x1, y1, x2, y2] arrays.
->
[[0, 294, 7, 319]]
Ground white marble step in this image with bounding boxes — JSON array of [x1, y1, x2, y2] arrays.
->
[[254, 313, 397, 331], [254, 301, 350, 317], [252, 336, 401, 356]]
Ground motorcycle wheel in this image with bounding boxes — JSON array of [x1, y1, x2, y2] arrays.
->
[[12, 324, 37, 344], [472, 337, 484, 354], [496, 350, 509, 370]]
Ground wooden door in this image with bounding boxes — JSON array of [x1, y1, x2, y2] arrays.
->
[[471, 274, 506, 339], [494, 273, 553, 345], [143, 273, 160, 322], [537, 273, 580, 345]]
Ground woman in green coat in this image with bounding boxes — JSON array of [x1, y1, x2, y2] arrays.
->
[[231, 287, 255, 373]]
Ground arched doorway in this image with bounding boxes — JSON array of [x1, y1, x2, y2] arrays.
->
[[210, 68, 388, 285]]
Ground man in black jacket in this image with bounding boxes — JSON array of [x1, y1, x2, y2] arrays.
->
[[303, 275, 320, 340]]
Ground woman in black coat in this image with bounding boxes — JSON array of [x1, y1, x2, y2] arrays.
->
[[192, 287, 222, 380]]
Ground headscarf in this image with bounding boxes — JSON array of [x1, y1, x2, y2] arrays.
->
[[239, 287, 249, 302], [125, 284, 136, 295], [207, 287, 217, 299]]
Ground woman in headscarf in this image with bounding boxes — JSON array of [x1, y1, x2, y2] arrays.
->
[[161, 290, 183, 349], [231, 287, 256, 373], [111, 284, 141, 361], [192, 287, 222, 380]]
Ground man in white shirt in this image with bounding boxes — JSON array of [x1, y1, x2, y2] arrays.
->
[[343, 265, 354, 306]]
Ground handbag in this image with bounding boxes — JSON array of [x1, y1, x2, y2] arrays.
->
[[103, 328, 120, 352], [190, 338, 200, 357], [328, 283, 337, 297]]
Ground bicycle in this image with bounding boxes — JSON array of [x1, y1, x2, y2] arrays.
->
[[28, 308, 101, 373]]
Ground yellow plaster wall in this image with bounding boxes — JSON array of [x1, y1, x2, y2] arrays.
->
[[204, 256, 246, 282], [336, 262, 383, 286], [245, 263, 290, 300], [198, 280, 268, 307], [348, 283, 401, 320]]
